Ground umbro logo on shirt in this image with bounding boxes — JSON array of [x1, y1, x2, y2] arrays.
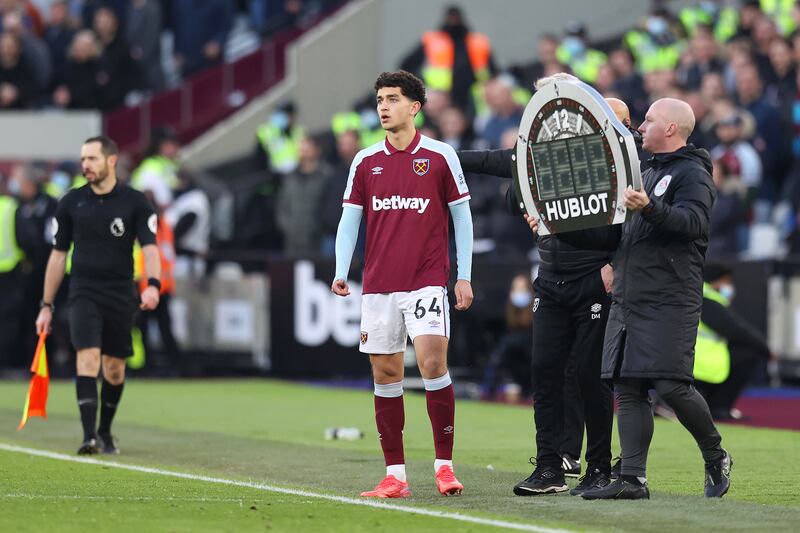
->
[[372, 195, 430, 214], [371, 166, 383, 175]]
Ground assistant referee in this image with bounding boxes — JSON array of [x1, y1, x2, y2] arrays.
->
[[36, 135, 161, 455]]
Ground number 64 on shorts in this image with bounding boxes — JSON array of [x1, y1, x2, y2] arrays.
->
[[359, 286, 450, 354]]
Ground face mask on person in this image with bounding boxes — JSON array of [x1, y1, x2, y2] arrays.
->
[[51, 170, 71, 192], [510, 290, 533, 308], [271, 111, 290, 130], [360, 109, 380, 130], [7, 178, 21, 197], [646, 16, 668, 36], [718, 284, 735, 301], [561, 36, 585, 57]]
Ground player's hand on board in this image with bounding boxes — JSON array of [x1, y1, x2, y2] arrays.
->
[[523, 214, 539, 234], [454, 279, 473, 311], [331, 278, 350, 297], [140, 285, 160, 310]]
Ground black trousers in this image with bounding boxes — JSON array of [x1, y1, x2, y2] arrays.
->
[[561, 351, 585, 460], [531, 271, 613, 472]]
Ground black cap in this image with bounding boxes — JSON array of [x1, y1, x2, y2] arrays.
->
[[565, 20, 586, 37], [704, 262, 733, 282]]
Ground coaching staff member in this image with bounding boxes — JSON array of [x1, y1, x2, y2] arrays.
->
[[36, 136, 161, 455], [531, 98, 731, 499]]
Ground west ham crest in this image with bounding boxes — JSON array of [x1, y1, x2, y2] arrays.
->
[[413, 158, 429, 176], [360, 331, 368, 345]]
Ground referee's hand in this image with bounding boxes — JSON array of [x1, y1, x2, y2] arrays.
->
[[140, 286, 160, 310], [35, 307, 52, 335]]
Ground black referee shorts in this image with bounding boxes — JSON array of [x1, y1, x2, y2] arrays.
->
[[69, 289, 139, 358]]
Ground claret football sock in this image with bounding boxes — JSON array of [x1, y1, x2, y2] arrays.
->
[[374, 381, 405, 467], [424, 372, 455, 461]]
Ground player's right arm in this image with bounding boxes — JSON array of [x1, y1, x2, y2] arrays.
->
[[36, 195, 73, 334], [331, 206, 362, 296], [331, 150, 367, 297]]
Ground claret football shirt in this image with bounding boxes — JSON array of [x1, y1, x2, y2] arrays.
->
[[342, 130, 470, 294]]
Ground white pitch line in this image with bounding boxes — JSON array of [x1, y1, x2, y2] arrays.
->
[[0, 443, 575, 533], [2, 494, 258, 503]]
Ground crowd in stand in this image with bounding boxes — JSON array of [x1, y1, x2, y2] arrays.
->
[[256, 1, 800, 263], [0, 0, 338, 111]]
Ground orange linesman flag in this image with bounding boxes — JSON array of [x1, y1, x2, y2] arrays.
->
[[18, 333, 49, 430]]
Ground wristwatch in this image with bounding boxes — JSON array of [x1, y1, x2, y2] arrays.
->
[[39, 300, 55, 312]]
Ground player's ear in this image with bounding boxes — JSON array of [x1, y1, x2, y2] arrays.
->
[[410, 101, 421, 116], [107, 153, 118, 168]]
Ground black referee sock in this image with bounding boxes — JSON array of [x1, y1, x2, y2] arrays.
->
[[76, 376, 98, 442], [98, 379, 124, 436]]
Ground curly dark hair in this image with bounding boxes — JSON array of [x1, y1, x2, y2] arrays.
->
[[374, 70, 426, 107]]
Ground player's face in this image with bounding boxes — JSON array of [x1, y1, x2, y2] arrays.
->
[[376, 87, 418, 132], [80, 142, 114, 184]]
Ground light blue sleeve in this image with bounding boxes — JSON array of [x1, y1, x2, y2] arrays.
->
[[333, 206, 363, 282], [449, 200, 473, 281]]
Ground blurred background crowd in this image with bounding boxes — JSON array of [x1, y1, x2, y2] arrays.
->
[[0, 1, 797, 407]]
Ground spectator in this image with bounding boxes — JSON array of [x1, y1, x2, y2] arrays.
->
[[751, 15, 780, 82], [276, 135, 333, 256], [693, 263, 774, 421], [126, 0, 164, 92], [707, 153, 748, 259], [260, 0, 304, 38], [320, 129, 361, 257], [254, 102, 304, 177], [608, 48, 648, 121], [734, 62, 788, 201], [42, 0, 76, 87], [677, 26, 723, 91], [0, 32, 37, 108], [51, 30, 100, 109], [730, 1, 763, 42], [684, 91, 714, 149], [165, 171, 211, 278], [510, 34, 566, 92], [93, 5, 139, 110], [766, 37, 795, 105], [594, 63, 616, 95], [557, 20, 607, 84], [622, 8, 682, 75], [439, 105, 480, 151], [401, 5, 495, 115], [132, 126, 181, 208], [710, 112, 763, 190], [477, 75, 523, 149], [482, 273, 534, 398], [172, 0, 233, 77], [2, 9, 51, 92], [10, 163, 56, 362]]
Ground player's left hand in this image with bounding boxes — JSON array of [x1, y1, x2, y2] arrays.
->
[[454, 279, 473, 311], [140, 285, 160, 310], [623, 185, 650, 211], [523, 214, 539, 234]]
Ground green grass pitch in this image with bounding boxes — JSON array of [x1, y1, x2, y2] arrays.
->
[[0, 379, 798, 532]]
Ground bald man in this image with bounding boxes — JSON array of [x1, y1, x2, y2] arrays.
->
[[535, 97, 730, 500], [455, 81, 644, 497]]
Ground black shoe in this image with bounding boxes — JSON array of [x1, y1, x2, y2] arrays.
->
[[513, 460, 568, 496], [570, 467, 611, 496], [610, 457, 622, 480], [77, 438, 100, 455], [581, 477, 650, 500], [704, 449, 732, 498], [561, 454, 581, 478], [97, 432, 119, 455]]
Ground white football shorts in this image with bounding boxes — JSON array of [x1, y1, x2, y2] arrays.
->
[[359, 286, 450, 354]]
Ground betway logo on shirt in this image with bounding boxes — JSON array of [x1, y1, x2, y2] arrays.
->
[[372, 195, 430, 214]]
